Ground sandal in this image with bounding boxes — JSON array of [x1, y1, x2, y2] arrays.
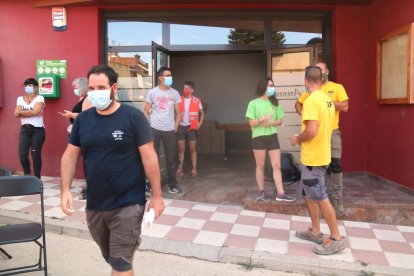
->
[[176, 168, 184, 177], [191, 170, 198, 177]]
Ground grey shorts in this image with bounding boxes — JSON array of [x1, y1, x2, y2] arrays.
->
[[86, 204, 145, 271], [176, 125, 197, 141], [299, 165, 328, 201], [331, 129, 342, 158]]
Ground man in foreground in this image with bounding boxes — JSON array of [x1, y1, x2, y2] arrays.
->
[[61, 65, 164, 275]]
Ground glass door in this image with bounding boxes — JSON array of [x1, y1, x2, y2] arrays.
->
[[152, 41, 171, 87], [267, 47, 314, 163]]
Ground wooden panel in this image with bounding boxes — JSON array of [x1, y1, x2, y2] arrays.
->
[[272, 52, 310, 71]]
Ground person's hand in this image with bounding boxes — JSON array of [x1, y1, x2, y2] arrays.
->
[[261, 121, 272, 128], [13, 108, 20, 117], [61, 189, 74, 216], [197, 123, 202, 130], [61, 110, 72, 119], [291, 134, 299, 146], [148, 196, 164, 219], [259, 114, 273, 123]]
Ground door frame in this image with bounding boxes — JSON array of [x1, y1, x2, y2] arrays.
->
[[152, 41, 171, 87]]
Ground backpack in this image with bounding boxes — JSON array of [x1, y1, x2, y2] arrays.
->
[[280, 152, 301, 183], [265, 152, 301, 185]]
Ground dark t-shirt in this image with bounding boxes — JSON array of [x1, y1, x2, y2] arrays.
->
[[69, 104, 153, 211]]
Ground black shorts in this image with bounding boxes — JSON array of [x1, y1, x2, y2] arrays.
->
[[176, 125, 197, 141], [252, 134, 280, 150]]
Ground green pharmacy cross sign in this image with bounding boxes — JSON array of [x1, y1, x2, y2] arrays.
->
[[36, 60, 67, 79]]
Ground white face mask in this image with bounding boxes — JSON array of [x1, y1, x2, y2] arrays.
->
[[87, 89, 112, 110], [74, 89, 80, 96]]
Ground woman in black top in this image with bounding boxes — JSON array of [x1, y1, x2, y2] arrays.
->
[[60, 77, 89, 199], [60, 77, 88, 133]]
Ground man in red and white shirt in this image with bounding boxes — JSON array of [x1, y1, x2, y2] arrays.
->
[[176, 81, 204, 177]]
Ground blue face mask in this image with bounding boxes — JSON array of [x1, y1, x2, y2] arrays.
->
[[266, 86, 275, 97], [74, 89, 80, 96], [87, 89, 112, 110], [25, 86, 35, 94], [164, 76, 173, 87]]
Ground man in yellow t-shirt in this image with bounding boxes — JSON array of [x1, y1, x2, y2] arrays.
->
[[291, 66, 345, 255], [294, 62, 349, 216]]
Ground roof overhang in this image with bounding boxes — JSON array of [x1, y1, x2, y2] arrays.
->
[[34, 0, 375, 8]]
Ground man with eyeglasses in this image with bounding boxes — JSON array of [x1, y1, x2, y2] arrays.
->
[[295, 62, 349, 217], [144, 66, 185, 196], [291, 66, 345, 255]]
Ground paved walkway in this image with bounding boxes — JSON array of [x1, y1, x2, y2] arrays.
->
[[1, 176, 414, 275]]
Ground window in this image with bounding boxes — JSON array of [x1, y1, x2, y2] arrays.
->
[[108, 21, 162, 46], [170, 20, 265, 45]]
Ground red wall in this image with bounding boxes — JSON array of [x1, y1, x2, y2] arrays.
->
[[0, 1, 99, 177], [331, 5, 370, 173], [364, 0, 414, 188]]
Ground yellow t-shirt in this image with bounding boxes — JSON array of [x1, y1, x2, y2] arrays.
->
[[300, 90, 335, 166], [297, 81, 348, 130]]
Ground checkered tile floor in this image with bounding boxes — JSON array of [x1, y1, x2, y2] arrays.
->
[[1, 176, 414, 270]]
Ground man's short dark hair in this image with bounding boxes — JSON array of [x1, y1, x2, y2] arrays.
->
[[184, 81, 195, 90], [24, 78, 38, 87], [157, 66, 172, 78], [305, 66, 322, 84], [87, 65, 118, 86]]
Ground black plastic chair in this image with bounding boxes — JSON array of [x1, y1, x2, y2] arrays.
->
[[0, 176, 47, 276]]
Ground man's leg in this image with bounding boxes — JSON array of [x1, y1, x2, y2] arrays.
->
[[304, 196, 321, 234], [162, 130, 185, 196], [109, 205, 145, 276], [330, 129, 344, 216], [318, 199, 341, 240], [185, 129, 198, 175], [162, 130, 178, 187], [86, 210, 110, 267], [177, 140, 185, 174], [295, 165, 324, 244]]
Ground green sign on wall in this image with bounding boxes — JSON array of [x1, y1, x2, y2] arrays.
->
[[36, 60, 67, 79]]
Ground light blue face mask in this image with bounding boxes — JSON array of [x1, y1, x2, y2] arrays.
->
[[25, 86, 35, 94], [266, 86, 275, 97], [87, 89, 112, 110], [74, 89, 80, 96], [164, 76, 173, 87]]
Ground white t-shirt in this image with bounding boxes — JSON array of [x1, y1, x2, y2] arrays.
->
[[146, 86, 181, 131], [180, 98, 203, 126], [16, 95, 45, 127]]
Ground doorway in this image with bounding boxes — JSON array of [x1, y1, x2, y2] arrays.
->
[[104, 11, 330, 158]]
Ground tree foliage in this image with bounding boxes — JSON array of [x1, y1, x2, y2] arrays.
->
[[228, 29, 286, 45]]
